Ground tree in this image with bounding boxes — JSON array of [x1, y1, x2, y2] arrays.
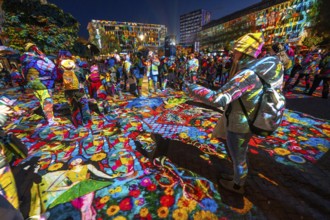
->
[[71, 37, 89, 57], [304, 0, 330, 48], [302, 35, 324, 48], [1, 0, 79, 54], [313, 0, 330, 36]]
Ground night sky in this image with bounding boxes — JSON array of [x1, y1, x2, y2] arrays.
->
[[48, 0, 261, 39]]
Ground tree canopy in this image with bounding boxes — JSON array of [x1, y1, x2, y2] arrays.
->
[[1, 0, 79, 54]]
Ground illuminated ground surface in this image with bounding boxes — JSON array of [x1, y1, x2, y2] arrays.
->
[[1, 82, 329, 219]]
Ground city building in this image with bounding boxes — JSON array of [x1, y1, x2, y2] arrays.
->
[[87, 20, 167, 54], [179, 9, 211, 48], [198, 0, 319, 50]]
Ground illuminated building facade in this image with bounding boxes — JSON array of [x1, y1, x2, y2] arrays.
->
[[180, 9, 211, 46], [199, 0, 319, 50], [0, 0, 5, 44], [87, 20, 167, 53]]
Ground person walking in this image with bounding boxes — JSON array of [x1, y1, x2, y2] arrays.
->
[[20, 43, 58, 126], [308, 52, 330, 99]]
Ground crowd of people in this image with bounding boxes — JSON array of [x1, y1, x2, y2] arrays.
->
[[0, 40, 328, 129], [0, 35, 329, 196]]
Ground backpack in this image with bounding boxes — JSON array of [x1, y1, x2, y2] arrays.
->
[[238, 75, 285, 137]]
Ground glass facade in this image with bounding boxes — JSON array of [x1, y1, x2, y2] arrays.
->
[[199, 0, 319, 50], [180, 9, 211, 46]]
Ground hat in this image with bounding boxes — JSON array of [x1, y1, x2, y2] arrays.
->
[[61, 59, 76, 70], [25, 42, 36, 52], [90, 65, 98, 73], [233, 33, 264, 58]]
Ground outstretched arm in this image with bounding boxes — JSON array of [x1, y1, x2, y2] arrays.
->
[[87, 164, 119, 179], [186, 69, 257, 108]]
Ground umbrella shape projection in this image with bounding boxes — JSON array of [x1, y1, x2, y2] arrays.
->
[[48, 179, 113, 209]]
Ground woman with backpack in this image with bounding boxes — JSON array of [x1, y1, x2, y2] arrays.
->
[[186, 33, 284, 194]]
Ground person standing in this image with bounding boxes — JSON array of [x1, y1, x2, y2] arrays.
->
[[145, 51, 160, 95], [186, 53, 199, 84], [87, 64, 102, 99], [20, 43, 58, 126], [186, 33, 283, 194], [158, 56, 169, 91], [131, 53, 146, 97], [308, 52, 330, 99], [122, 54, 132, 92], [291, 50, 321, 93], [60, 58, 92, 127]]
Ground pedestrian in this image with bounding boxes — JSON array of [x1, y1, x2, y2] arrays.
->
[[87, 64, 102, 99], [145, 51, 160, 95], [167, 56, 176, 88], [308, 51, 330, 99], [60, 58, 92, 127], [186, 33, 283, 194], [176, 57, 187, 91], [206, 57, 217, 89], [131, 53, 146, 97], [291, 50, 321, 93], [158, 56, 168, 91], [283, 52, 304, 92], [186, 53, 199, 84], [20, 43, 58, 126]]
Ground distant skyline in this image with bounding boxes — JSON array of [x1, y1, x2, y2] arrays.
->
[[48, 0, 261, 39]]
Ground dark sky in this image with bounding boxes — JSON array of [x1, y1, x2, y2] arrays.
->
[[48, 0, 261, 39]]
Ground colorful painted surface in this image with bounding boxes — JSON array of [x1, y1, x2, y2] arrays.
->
[[0, 84, 329, 219]]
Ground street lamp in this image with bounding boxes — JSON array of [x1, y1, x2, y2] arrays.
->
[[138, 34, 145, 41]]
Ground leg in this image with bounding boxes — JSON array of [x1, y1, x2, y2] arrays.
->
[[137, 77, 143, 97], [304, 74, 310, 92], [34, 90, 57, 125], [308, 75, 322, 96], [322, 78, 329, 99], [292, 74, 304, 89], [77, 93, 92, 124], [219, 131, 252, 193]]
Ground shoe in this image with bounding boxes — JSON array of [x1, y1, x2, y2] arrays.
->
[[219, 179, 245, 194]]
